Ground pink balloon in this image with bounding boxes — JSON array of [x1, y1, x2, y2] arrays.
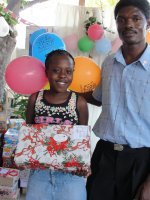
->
[[63, 33, 78, 51], [111, 37, 122, 53], [87, 24, 104, 41], [5, 56, 48, 95]]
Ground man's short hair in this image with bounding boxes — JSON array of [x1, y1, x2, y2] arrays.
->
[[114, 0, 150, 19]]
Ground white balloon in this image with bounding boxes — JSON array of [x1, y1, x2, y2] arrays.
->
[[0, 17, 9, 37]]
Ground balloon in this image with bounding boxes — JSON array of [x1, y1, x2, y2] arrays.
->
[[32, 33, 66, 63], [95, 37, 112, 54], [29, 28, 47, 56], [69, 56, 101, 93], [5, 56, 48, 95], [146, 31, 150, 44], [63, 33, 78, 51], [87, 24, 104, 41], [111, 37, 122, 53], [78, 36, 94, 52], [0, 17, 9, 37]]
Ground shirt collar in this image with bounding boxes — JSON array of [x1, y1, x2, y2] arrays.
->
[[138, 44, 150, 71], [114, 47, 126, 66], [114, 44, 150, 71]]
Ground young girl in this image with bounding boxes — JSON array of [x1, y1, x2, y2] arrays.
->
[[25, 49, 89, 200]]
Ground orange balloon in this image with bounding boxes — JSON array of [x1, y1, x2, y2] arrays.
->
[[69, 56, 101, 93], [146, 32, 150, 44]]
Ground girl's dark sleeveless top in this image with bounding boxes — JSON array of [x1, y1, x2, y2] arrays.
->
[[34, 90, 79, 125]]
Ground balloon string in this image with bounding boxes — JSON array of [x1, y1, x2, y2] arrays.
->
[[0, 3, 40, 27]]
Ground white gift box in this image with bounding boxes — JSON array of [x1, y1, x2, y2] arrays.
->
[[14, 124, 91, 175], [0, 168, 19, 187]]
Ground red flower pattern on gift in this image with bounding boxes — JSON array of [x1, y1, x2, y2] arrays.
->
[[47, 137, 69, 156], [64, 157, 83, 168], [28, 157, 45, 169]]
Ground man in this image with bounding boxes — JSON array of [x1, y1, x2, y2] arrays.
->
[[85, 0, 150, 199]]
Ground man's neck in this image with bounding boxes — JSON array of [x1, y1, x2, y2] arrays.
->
[[121, 43, 147, 65]]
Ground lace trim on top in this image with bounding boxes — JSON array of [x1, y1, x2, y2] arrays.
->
[[34, 90, 79, 125]]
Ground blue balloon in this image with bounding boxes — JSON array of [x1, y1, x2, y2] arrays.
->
[[32, 33, 66, 63], [29, 28, 47, 56], [95, 37, 112, 54]]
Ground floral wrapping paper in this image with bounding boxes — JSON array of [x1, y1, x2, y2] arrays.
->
[[0, 168, 20, 187], [0, 181, 18, 198], [14, 124, 91, 174], [2, 129, 19, 169], [0, 188, 20, 200]]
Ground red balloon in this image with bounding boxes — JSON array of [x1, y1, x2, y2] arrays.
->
[[87, 24, 104, 41], [5, 56, 48, 95]]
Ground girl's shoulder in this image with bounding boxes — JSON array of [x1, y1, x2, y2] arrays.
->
[[70, 91, 86, 102], [28, 91, 40, 104], [69, 91, 87, 108]]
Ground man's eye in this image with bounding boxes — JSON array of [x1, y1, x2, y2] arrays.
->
[[117, 18, 125, 24], [133, 17, 141, 22]]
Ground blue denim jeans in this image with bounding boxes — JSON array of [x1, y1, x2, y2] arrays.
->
[[26, 170, 87, 200]]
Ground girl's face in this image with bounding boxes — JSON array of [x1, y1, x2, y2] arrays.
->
[[45, 55, 74, 93]]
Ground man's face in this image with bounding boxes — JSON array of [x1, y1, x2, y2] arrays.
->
[[116, 6, 149, 45]]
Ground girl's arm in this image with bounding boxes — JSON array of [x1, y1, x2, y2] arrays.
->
[[77, 95, 89, 125], [26, 92, 38, 124]]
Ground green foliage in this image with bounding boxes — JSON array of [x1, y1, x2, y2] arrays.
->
[[12, 94, 28, 120], [20, 0, 28, 8], [0, 0, 28, 26], [84, 16, 101, 31], [84, 15, 115, 34], [0, 4, 18, 26]]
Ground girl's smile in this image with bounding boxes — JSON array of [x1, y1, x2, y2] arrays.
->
[[46, 54, 74, 93]]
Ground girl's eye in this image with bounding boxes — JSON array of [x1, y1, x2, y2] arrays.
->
[[66, 70, 73, 75], [52, 68, 60, 73]]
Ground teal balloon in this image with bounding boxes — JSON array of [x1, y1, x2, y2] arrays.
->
[[78, 36, 94, 52], [95, 37, 112, 54]]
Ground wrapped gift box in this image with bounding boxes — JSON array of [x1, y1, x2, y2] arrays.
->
[[14, 124, 91, 174], [0, 181, 18, 198], [0, 168, 19, 187], [0, 188, 20, 200], [2, 129, 19, 169], [4, 129, 19, 146], [8, 119, 25, 130]]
